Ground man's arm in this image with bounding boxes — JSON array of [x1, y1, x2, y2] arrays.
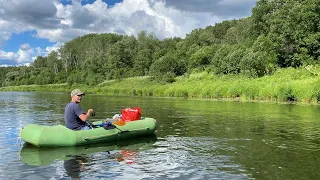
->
[[79, 109, 94, 122]]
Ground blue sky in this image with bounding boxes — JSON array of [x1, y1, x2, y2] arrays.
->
[[0, 0, 257, 66], [4, 31, 53, 52]]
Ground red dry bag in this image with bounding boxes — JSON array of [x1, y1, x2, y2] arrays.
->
[[121, 107, 142, 121]]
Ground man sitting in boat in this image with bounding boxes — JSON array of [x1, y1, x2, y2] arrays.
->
[[64, 89, 94, 130]]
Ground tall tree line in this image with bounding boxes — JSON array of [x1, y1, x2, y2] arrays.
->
[[1, 0, 320, 87]]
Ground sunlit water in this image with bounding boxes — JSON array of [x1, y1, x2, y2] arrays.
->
[[1, 91, 320, 179]]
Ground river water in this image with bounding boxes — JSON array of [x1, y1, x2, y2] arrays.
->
[[1, 91, 320, 180]]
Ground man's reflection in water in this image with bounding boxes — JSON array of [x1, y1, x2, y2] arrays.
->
[[64, 155, 90, 179]]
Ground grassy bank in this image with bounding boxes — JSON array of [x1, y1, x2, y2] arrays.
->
[[1, 67, 320, 105]]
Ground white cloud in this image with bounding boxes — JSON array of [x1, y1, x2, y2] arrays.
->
[[0, 51, 16, 60], [0, 19, 33, 50], [0, 43, 62, 65], [218, 0, 256, 6], [0, 0, 257, 65], [36, 0, 230, 41], [0, 31, 11, 49], [30, 42, 63, 62], [36, 28, 87, 43], [45, 42, 63, 54], [1, 0, 60, 29], [161, 0, 257, 18], [0, 44, 33, 63]]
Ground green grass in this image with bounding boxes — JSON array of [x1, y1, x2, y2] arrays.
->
[[1, 67, 320, 105]]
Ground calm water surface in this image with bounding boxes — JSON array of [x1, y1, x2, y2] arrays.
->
[[1, 91, 320, 179]]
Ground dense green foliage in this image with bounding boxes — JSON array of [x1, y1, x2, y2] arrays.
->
[[1, 0, 320, 96], [3, 67, 320, 105]]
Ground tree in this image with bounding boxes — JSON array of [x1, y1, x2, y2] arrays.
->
[[189, 45, 218, 71], [211, 44, 236, 74], [251, 0, 273, 36], [132, 31, 159, 76], [252, 0, 320, 67], [46, 51, 61, 74], [107, 36, 137, 79], [149, 52, 186, 82], [32, 56, 47, 68], [240, 35, 277, 77]]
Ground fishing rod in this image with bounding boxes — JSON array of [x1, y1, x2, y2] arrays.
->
[[91, 95, 115, 116]]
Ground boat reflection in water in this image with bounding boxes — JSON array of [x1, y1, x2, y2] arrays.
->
[[62, 148, 138, 179], [20, 134, 157, 167]]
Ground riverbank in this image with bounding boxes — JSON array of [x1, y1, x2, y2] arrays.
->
[[1, 68, 320, 105]]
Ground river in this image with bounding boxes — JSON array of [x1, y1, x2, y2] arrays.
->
[[1, 91, 320, 179]]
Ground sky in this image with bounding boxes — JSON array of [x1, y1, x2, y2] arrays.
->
[[0, 0, 258, 66]]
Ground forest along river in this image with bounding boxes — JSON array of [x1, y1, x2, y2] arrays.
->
[[1, 91, 320, 179]]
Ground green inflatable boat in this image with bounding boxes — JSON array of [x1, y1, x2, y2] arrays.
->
[[21, 117, 157, 147]]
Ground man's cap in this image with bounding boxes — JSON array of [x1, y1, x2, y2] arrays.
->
[[71, 89, 85, 97]]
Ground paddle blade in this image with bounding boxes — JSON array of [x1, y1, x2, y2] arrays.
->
[[112, 120, 126, 126]]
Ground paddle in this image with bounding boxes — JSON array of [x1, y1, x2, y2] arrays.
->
[[86, 121, 94, 129], [93, 121, 126, 127]]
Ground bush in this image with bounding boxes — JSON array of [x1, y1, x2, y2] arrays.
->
[[149, 55, 177, 82], [66, 72, 85, 86]]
